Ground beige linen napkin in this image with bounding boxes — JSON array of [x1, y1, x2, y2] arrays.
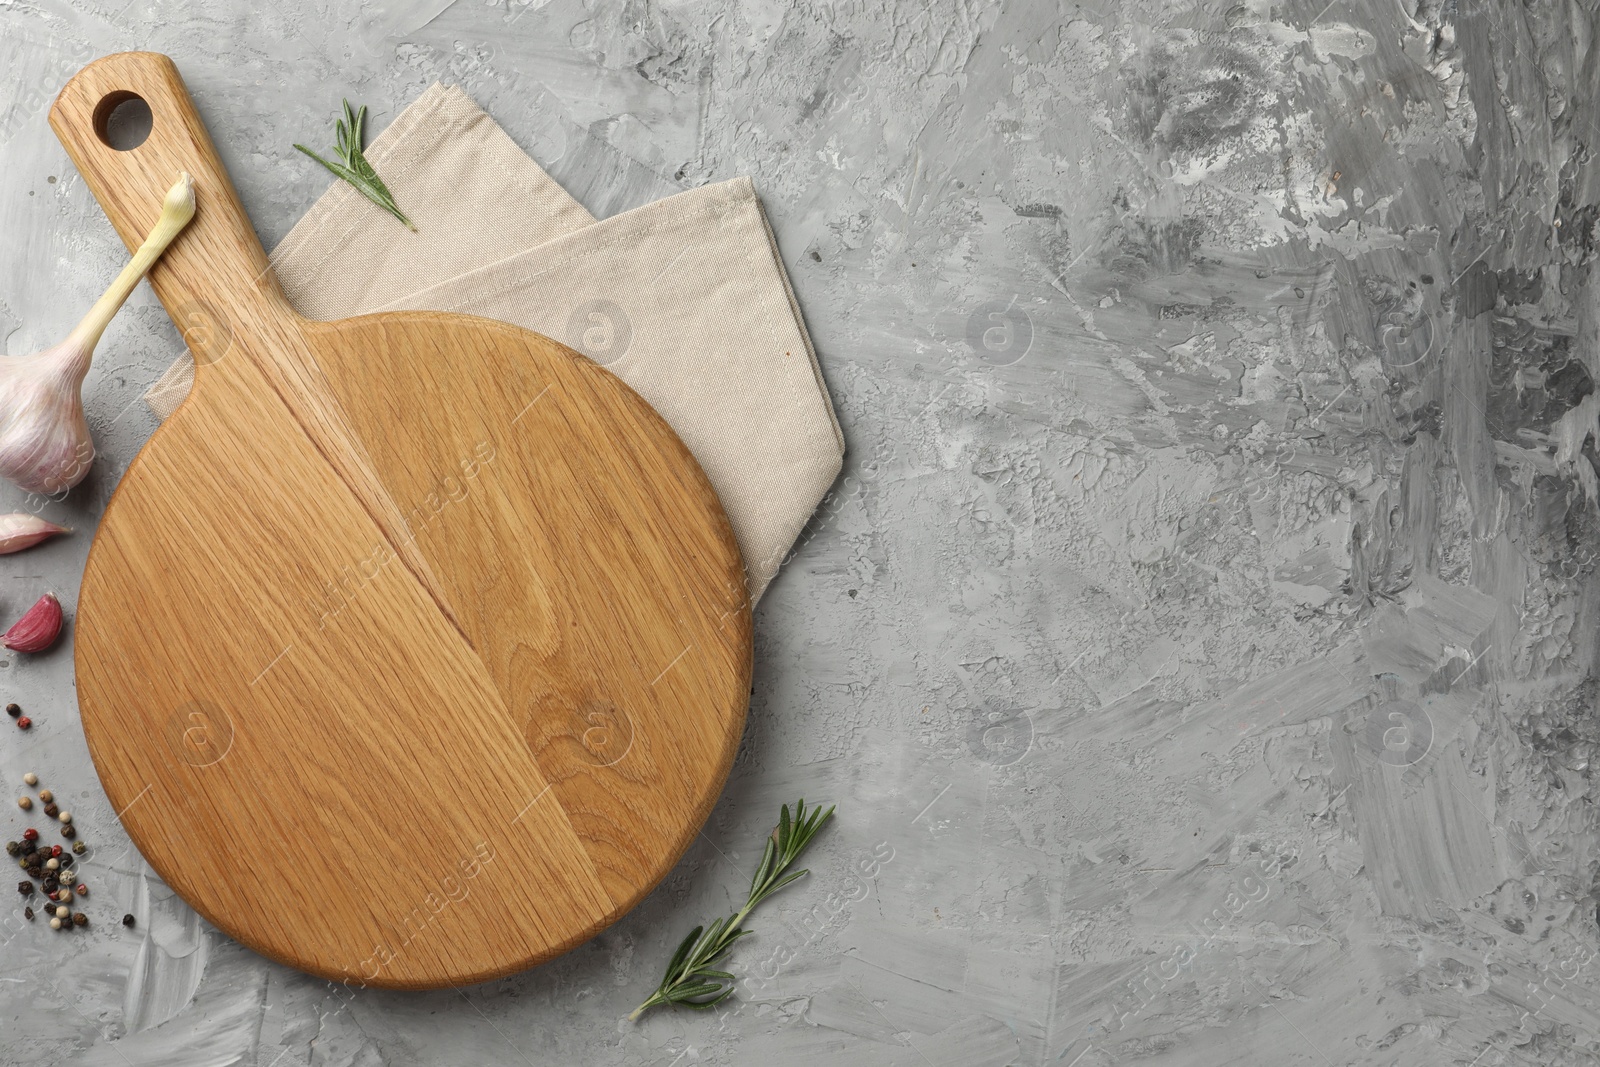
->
[[145, 84, 843, 600]]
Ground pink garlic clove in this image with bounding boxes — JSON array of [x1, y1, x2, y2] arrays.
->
[[3, 593, 63, 653], [0, 514, 69, 554]]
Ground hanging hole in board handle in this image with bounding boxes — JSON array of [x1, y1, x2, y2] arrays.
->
[[93, 91, 152, 151]]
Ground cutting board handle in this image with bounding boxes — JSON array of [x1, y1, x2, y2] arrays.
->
[[48, 52, 298, 359]]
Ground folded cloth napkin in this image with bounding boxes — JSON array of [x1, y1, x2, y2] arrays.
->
[[145, 84, 843, 601]]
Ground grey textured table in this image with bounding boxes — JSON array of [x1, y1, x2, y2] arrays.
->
[[1, 1, 1597, 1064]]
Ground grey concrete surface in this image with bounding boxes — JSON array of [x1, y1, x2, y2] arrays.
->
[[2, 0, 1600, 1064]]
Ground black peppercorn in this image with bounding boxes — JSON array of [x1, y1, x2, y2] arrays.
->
[[71, 913, 86, 927], [16, 880, 31, 895], [42, 877, 58, 893], [22, 906, 31, 920], [121, 913, 135, 927], [41, 803, 57, 818], [24, 866, 41, 880], [59, 825, 74, 839], [4, 842, 16, 856], [71, 841, 85, 855], [5, 703, 18, 717]]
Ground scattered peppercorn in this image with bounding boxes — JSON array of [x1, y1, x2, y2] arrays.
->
[[5, 703, 18, 717], [36, 790, 51, 804], [56, 812, 70, 825], [74, 883, 86, 896], [59, 825, 74, 839], [22, 828, 37, 842], [43, 858, 57, 870], [4, 842, 16, 857], [57, 889, 71, 904], [53, 906, 66, 919], [21, 772, 36, 786], [16, 797, 30, 811], [48, 845, 60, 858], [122, 914, 134, 927], [22, 906, 31, 920], [16, 880, 31, 895], [16, 717, 30, 729], [72, 913, 86, 927], [41, 803, 56, 818], [70, 841, 85, 855], [48, 917, 60, 930]]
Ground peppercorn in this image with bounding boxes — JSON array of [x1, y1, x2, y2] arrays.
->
[[72, 913, 86, 927], [37, 789, 51, 803], [122, 914, 135, 927], [16, 880, 31, 895], [5, 704, 18, 717], [57, 812, 70, 825], [71, 841, 85, 855], [21, 828, 37, 842], [21, 772, 36, 786], [4, 842, 16, 857], [49, 917, 60, 930], [22, 906, 31, 920], [59, 825, 74, 839], [75, 883, 87, 896], [42, 877, 57, 893], [43, 858, 57, 871], [57, 889, 72, 904], [53, 905, 66, 919], [16, 717, 30, 729], [41, 803, 56, 818], [16, 797, 30, 811], [48, 844, 60, 858]]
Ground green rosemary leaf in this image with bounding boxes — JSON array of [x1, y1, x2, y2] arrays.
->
[[750, 837, 776, 897], [669, 982, 726, 999], [294, 98, 416, 232], [665, 925, 702, 978], [680, 989, 736, 1010], [765, 868, 809, 896]]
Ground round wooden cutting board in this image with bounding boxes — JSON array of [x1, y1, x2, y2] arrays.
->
[[49, 53, 752, 989]]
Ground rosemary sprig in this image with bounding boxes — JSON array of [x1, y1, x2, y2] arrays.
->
[[629, 798, 835, 1020], [294, 100, 416, 231]]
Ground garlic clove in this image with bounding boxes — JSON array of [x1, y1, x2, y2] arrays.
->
[[0, 514, 69, 554], [3, 593, 63, 653]]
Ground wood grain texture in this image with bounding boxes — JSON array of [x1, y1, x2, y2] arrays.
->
[[49, 52, 752, 988]]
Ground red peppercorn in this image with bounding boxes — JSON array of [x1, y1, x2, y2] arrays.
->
[[74, 883, 86, 896], [49, 845, 61, 858], [21, 828, 37, 842], [16, 717, 30, 729]]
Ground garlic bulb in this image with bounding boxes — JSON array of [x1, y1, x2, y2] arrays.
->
[[0, 174, 195, 495]]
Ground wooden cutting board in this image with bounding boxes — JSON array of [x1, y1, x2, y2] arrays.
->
[[49, 52, 752, 989]]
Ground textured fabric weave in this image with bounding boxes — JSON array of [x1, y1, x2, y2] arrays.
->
[[145, 84, 842, 601]]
